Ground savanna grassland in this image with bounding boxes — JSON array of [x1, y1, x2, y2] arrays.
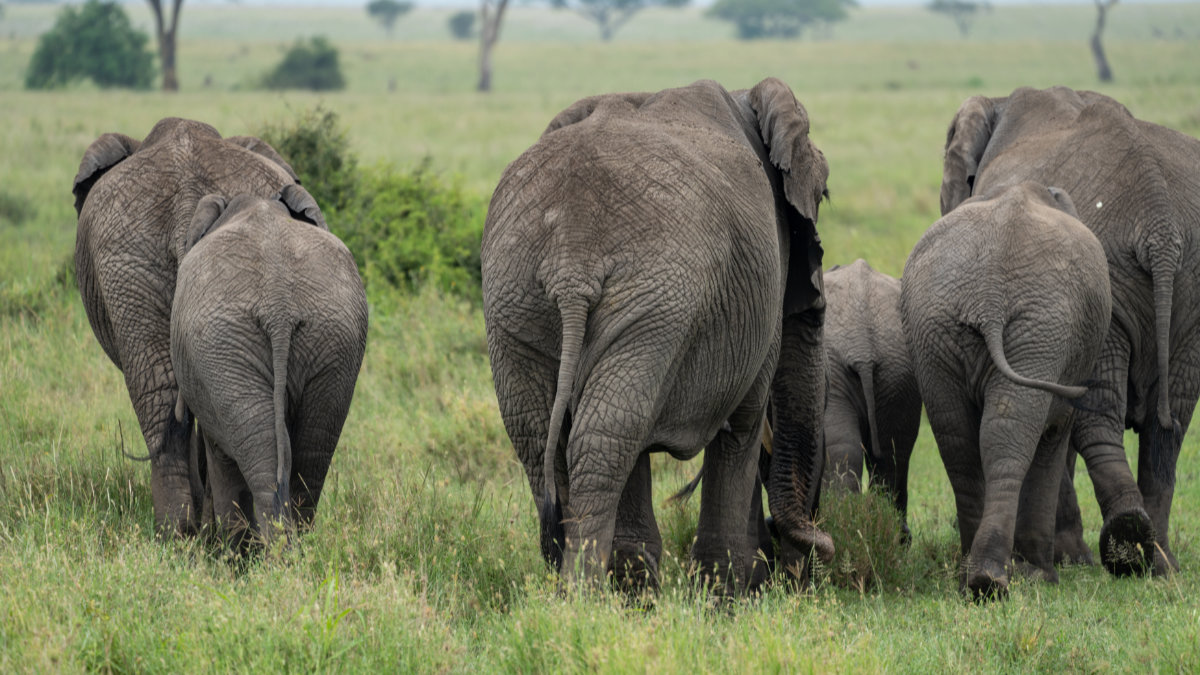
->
[[3, 3, 1200, 671]]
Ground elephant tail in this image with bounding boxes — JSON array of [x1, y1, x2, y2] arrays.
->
[[270, 321, 294, 520], [980, 321, 1088, 399], [1147, 242, 1183, 484], [541, 296, 587, 570], [853, 363, 885, 467]]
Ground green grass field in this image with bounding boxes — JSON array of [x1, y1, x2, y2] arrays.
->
[[3, 3, 1200, 671]]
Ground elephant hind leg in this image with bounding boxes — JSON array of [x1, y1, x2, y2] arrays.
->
[[1053, 447, 1094, 566], [1013, 411, 1074, 583], [204, 435, 256, 552], [966, 384, 1056, 598], [610, 452, 662, 594]]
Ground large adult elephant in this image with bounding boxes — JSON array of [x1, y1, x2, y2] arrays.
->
[[73, 117, 308, 538], [940, 86, 1200, 574], [483, 78, 832, 591], [821, 259, 921, 541], [172, 192, 368, 547]]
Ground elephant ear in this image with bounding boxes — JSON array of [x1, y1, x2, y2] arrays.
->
[[180, 194, 229, 259], [225, 135, 301, 183], [748, 77, 830, 317], [73, 133, 141, 216], [940, 96, 996, 216], [1046, 186, 1081, 219], [277, 184, 329, 231]]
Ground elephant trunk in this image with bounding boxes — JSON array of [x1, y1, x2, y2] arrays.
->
[[767, 313, 834, 580]]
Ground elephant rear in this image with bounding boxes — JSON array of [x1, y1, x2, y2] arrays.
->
[[171, 196, 367, 544]]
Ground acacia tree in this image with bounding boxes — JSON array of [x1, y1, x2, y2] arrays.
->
[[707, 0, 856, 40], [477, 0, 510, 92], [146, 0, 182, 91], [551, 0, 690, 41], [1091, 0, 1117, 82], [926, 0, 990, 37], [367, 0, 414, 37]]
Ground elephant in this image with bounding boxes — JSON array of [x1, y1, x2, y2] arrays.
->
[[821, 259, 921, 541], [940, 86, 1200, 574], [482, 78, 833, 592], [73, 117, 306, 537], [901, 181, 1111, 598], [170, 192, 368, 546]]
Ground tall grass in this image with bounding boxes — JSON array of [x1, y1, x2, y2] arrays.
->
[[2, 6, 1200, 670]]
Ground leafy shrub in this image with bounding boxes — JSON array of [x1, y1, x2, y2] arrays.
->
[[262, 37, 346, 91], [448, 10, 477, 40], [258, 108, 483, 298], [258, 106, 359, 215], [340, 162, 485, 296], [24, 0, 155, 90], [0, 189, 34, 226]]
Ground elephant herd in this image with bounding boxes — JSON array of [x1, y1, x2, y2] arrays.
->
[[73, 80, 1199, 600]]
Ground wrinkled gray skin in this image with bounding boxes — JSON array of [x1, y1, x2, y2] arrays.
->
[[821, 260, 920, 540], [903, 182, 1111, 599], [482, 78, 833, 592], [73, 117, 307, 538], [171, 192, 368, 547], [941, 86, 1200, 575]]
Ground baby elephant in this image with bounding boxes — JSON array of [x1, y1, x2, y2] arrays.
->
[[901, 182, 1110, 599], [171, 189, 368, 547], [822, 260, 921, 540]]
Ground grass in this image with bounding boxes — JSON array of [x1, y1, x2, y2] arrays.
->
[[2, 3, 1200, 671]]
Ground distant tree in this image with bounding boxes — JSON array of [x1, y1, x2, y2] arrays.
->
[[926, 0, 990, 37], [707, 0, 856, 40], [263, 36, 345, 91], [367, 0, 413, 37], [146, 0, 184, 91], [551, 0, 690, 41], [1091, 0, 1116, 82], [25, 0, 155, 90], [448, 10, 476, 40], [477, 0, 510, 91]]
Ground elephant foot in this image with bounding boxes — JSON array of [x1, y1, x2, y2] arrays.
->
[[1098, 509, 1155, 577], [692, 534, 755, 596], [965, 557, 1009, 602], [609, 544, 660, 595], [1012, 559, 1058, 584]]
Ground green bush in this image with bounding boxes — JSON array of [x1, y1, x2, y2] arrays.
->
[[258, 108, 483, 298], [262, 37, 346, 91], [341, 162, 484, 297], [258, 106, 360, 215], [448, 10, 477, 40], [24, 0, 155, 90], [0, 189, 34, 226]]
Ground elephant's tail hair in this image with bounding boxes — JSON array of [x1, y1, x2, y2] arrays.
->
[[541, 296, 587, 570], [853, 363, 884, 466], [664, 468, 704, 506], [980, 321, 1088, 399], [270, 321, 293, 519]]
